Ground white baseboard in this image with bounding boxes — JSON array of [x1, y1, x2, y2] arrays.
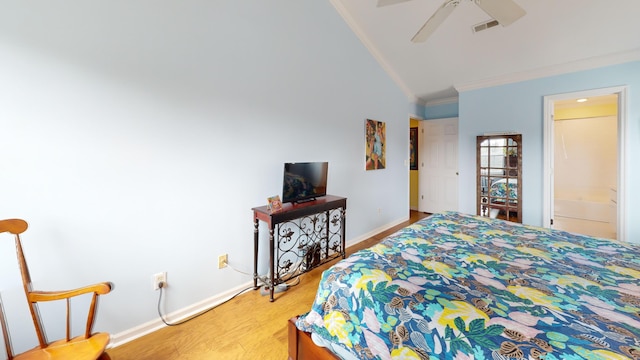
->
[[108, 281, 254, 349], [346, 216, 409, 248], [109, 216, 409, 349]]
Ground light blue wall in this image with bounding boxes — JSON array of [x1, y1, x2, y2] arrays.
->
[[0, 0, 412, 351], [424, 101, 459, 119], [458, 61, 640, 240], [411, 103, 426, 118]]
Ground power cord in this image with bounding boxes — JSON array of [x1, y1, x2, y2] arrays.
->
[[156, 281, 254, 327], [156, 259, 303, 326], [224, 258, 302, 288], [223, 259, 254, 277]]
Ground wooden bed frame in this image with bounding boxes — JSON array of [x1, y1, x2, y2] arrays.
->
[[288, 317, 340, 360]]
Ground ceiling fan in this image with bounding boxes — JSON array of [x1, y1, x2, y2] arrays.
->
[[377, 0, 526, 43]]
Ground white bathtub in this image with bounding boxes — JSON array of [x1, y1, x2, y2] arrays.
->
[[554, 197, 610, 223], [554, 193, 616, 239]]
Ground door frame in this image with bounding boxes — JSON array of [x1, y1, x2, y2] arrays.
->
[[409, 116, 423, 211], [543, 86, 628, 241]]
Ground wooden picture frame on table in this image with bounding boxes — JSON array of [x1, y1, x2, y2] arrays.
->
[[267, 195, 283, 213]]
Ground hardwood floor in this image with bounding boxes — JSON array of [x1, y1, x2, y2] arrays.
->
[[106, 211, 430, 360]]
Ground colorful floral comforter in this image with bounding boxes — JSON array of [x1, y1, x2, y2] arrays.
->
[[296, 211, 640, 359]]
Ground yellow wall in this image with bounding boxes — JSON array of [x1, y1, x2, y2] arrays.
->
[[555, 103, 617, 120], [410, 118, 420, 210]]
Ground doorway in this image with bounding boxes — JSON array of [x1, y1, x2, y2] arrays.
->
[[543, 87, 627, 241]]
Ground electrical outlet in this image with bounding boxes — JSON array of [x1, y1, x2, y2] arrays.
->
[[153, 272, 167, 290], [218, 254, 228, 269]]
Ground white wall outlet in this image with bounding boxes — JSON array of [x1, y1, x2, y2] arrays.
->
[[218, 254, 228, 269], [153, 272, 167, 290]]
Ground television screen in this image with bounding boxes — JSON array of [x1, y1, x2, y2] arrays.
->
[[282, 162, 328, 203]]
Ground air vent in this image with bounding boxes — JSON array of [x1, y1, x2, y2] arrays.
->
[[472, 19, 500, 33]]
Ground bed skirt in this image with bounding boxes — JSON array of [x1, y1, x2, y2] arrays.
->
[[288, 317, 340, 360]]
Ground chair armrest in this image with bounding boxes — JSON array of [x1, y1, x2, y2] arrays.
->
[[28, 282, 112, 302]]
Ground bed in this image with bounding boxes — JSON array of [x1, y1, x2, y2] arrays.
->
[[290, 211, 640, 359]]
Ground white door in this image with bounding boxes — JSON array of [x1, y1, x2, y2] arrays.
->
[[418, 118, 458, 213]]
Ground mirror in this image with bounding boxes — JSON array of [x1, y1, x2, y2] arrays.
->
[[477, 134, 522, 223]]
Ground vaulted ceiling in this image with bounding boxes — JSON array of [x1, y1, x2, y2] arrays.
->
[[333, 0, 640, 104]]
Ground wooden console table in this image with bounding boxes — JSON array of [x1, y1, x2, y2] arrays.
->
[[252, 195, 347, 301]]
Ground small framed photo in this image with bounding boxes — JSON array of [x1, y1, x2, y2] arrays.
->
[[267, 195, 283, 213]]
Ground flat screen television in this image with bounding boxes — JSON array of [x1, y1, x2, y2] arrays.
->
[[282, 162, 328, 204]]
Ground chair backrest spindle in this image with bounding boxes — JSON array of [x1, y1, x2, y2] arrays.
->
[[15, 232, 49, 348], [86, 293, 99, 338], [66, 298, 71, 342], [0, 295, 15, 360]]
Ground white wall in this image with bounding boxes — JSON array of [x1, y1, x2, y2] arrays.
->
[[457, 61, 640, 240], [0, 0, 412, 352]]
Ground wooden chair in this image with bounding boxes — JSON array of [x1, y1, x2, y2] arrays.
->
[[0, 219, 112, 360]]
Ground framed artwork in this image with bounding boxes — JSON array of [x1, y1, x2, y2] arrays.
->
[[365, 119, 385, 170], [410, 127, 418, 170], [267, 195, 283, 213]]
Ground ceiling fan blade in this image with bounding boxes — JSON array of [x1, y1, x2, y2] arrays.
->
[[377, 0, 413, 7], [411, 0, 458, 43], [474, 0, 525, 26]]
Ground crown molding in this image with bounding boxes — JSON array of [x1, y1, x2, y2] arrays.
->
[[330, 0, 418, 104], [454, 48, 640, 93]]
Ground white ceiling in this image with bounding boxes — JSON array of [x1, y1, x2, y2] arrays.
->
[[332, 0, 640, 104]]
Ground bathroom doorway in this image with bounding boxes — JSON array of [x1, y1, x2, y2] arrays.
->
[[543, 87, 627, 241]]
